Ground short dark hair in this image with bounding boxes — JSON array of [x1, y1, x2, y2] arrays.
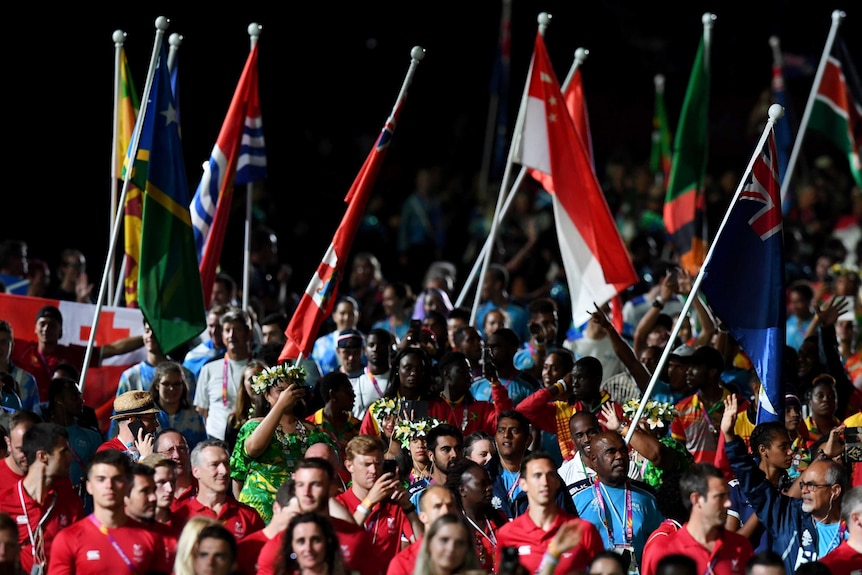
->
[[296, 456, 334, 480], [746, 551, 784, 575], [656, 554, 697, 575], [129, 462, 156, 480], [589, 551, 629, 574], [496, 410, 530, 434], [318, 371, 351, 401], [426, 423, 463, 452], [261, 312, 288, 331], [750, 422, 789, 456], [574, 355, 603, 380], [679, 463, 725, 513], [197, 523, 238, 562], [519, 450, 558, 476], [437, 351, 469, 376], [88, 449, 131, 478], [22, 422, 68, 466]]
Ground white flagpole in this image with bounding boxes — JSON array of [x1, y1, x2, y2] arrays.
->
[[242, 23, 262, 312], [457, 43, 590, 311], [108, 30, 127, 305], [167, 32, 183, 72], [779, 9, 844, 208], [625, 103, 784, 443], [81, 16, 169, 393], [467, 12, 552, 327]]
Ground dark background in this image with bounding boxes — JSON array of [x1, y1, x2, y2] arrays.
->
[[7, 2, 860, 301]]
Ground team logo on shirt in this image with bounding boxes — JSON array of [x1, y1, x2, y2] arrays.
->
[[133, 544, 144, 560], [234, 521, 245, 537], [518, 546, 531, 555], [86, 551, 101, 560]]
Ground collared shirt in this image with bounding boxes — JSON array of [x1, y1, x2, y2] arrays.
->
[[193, 356, 249, 440], [336, 487, 415, 564], [495, 510, 604, 575], [48, 516, 169, 575], [386, 536, 421, 575], [571, 480, 664, 565], [641, 522, 753, 575], [0, 478, 84, 573], [234, 528, 271, 575], [671, 387, 742, 464], [171, 495, 264, 541]]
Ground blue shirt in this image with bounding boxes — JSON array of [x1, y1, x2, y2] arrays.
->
[[571, 480, 664, 565], [470, 375, 535, 406]]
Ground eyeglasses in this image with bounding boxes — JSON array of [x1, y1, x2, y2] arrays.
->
[[799, 481, 831, 491], [159, 446, 189, 455]]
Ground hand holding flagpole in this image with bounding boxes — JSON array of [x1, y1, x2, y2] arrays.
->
[[625, 103, 785, 443]]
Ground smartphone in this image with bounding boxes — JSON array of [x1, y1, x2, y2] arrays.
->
[[845, 426, 862, 463], [383, 459, 398, 476], [127, 419, 150, 443], [498, 546, 521, 575]]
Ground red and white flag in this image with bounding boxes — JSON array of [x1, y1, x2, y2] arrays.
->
[[514, 32, 637, 328], [280, 49, 423, 361]]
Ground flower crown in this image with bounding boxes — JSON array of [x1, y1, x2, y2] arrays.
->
[[829, 263, 859, 279], [369, 398, 400, 422], [394, 417, 444, 448], [250, 363, 307, 395], [621, 399, 678, 430]]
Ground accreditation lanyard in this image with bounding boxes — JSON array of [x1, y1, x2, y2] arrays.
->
[[222, 356, 232, 407], [593, 481, 632, 547], [87, 514, 137, 572], [365, 366, 385, 396], [18, 481, 56, 565]]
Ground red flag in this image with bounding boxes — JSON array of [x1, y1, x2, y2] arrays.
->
[[280, 49, 423, 361], [515, 31, 637, 328], [563, 66, 594, 167]]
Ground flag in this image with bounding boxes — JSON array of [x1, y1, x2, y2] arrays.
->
[[772, 55, 792, 187], [513, 30, 637, 329], [281, 88, 409, 361], [563, 65, 594, 169], [701, 127, 785, 423], [191, 44, 267, 305], [117, 47, 143, 308], [650, 75, 673, 190], [809, 38, 862, 190], [489, 0, 511, 179], [664, 36, 710, 276], [137, 40, 206, 355]]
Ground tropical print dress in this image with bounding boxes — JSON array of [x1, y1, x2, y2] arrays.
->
[[230, 418, 333, 523]]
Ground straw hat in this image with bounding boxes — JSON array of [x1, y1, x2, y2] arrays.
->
[[110, 390, 161, 420]]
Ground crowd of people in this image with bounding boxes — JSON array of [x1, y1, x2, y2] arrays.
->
[[0, 146, 861, 575]]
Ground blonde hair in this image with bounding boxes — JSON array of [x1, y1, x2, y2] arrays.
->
[[173, 516, 222, 575]]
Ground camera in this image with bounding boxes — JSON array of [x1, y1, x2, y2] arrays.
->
[[529, 323, 546, 346]]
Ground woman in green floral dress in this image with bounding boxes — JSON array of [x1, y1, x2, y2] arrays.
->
[[229, 363, 333, 523]]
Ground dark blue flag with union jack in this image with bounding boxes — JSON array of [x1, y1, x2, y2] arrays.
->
[[701, 126, 786, 423]]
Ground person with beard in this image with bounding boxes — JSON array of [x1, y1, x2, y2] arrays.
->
[[723, 393, 847, 573], [335, 435, 419, 566], [444, 458, 507, 573], [125, 463, 180, 569], [641, 463, 753, 575], [229, 363, 332, 524], [406, 422, 464, 509], [172, 439, 265, 541], [571, 431, 664, 571]]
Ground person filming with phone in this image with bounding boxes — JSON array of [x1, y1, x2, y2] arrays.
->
[[98, 390, 160, 462]]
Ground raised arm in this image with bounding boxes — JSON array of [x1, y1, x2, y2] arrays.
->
[[589, 303, 652, 392], [634, 270, 677, 358]]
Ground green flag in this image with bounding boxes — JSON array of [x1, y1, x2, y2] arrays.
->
[[138, 39, 206, 354], [650, 74, 673, 190], [809, 38, 862, 190], [663, 35, 710, 276]]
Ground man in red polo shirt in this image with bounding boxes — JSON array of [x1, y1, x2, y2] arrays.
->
[[171, 439, 264, 540], [0, 411, 41, 501], [495, 451, 604, 574], [336, 434, 420, 562], [0, 422, 84, 574], [641, 462, 753, 575], [386, 484, 456, 575], [256, 457, 377, 575]]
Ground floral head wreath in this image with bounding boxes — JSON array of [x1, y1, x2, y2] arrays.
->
[[250, 363, 307, 395], [394, 417, 444, 448], [621, 399, 678, 430], [369, 398, 400, 423], [829, 263, 860, 280]]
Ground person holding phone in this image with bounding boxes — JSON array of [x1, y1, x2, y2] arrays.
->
[[97, 390, 161, 462]]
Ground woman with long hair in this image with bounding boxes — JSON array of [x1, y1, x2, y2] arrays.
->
[[445, 458, 507, 573], [277, 512, 347, 575], [149, 360, 207, 452], [225, 359, 267, 452], [173, 515, 223, 575], [230, 363, 333, 523], [413, 513, 481, 575]]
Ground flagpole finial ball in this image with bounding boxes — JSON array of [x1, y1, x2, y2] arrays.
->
[[831, 10, 845, 23], [768, 36, 780, 49], [169, 33, 183, 47], [701, 12, 715, 25], [768, 104, 784, 122], [248, 23, 262, 37], [112, 30, 126, 44], [155, 16, 169, 31], [410, 46, 425, 61], [654, 74, 665, 89], [538, 12, 551, 26], [574, 47, 589, 63]]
